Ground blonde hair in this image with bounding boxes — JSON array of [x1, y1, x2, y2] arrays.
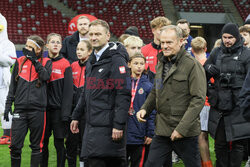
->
[[78, 40, 92, 52], [150, 16, 172, 29], [191, 37, 207, 54], [77, 16, 90, 23], [118, 34, 130, 44], [124, 36, 143, 47], [46, 33, 62, 43], [239, 25, 250, 34]]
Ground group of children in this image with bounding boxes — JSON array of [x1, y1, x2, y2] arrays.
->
[[3, 31, 155, 167]]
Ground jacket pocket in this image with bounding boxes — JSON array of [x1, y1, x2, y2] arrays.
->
[[172, 74, 188, 93], [89, 109, 112, 127]]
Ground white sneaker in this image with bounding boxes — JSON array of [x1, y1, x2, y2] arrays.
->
[[172, 151, 179, 163]]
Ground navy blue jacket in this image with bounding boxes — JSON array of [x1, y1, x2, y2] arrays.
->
[[127, 74, 156, 145]]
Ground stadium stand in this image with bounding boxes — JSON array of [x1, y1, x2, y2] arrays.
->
[[1, 0, 247, 44], [173, 0, 225, 13], [0, 0, 70, 44], [232, 0, 249, 20], [62, 0, 165, 43]]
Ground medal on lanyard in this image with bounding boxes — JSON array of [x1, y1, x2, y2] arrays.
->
[[128, 79, 140, 115]]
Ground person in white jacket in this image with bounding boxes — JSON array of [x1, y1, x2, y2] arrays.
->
[[0, 13, 16, 144]]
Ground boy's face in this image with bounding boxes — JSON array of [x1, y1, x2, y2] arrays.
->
[[76, 42, 91, 60], [240, 31, 250, 47], [126, 44, 142, 57], [46, 36, 62, 56], [128, 57, 145, 77]]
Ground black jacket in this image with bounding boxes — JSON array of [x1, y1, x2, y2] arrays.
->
[[47, 55, 73, 122], [73, 42, 131, 159], [5, 56, 52, 112], [204, 38, 250, 141], [60, 31, 80, 64]]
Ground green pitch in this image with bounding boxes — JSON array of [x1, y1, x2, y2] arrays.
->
[[0, 127, 247, 167]]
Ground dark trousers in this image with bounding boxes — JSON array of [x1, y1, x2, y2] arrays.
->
[[145, 135, 201, 167], [66, 118, 86, 167], [88, 157, 126, 167], [10, 109, 46, 167], [126, 144, 143, 167], [215, 118, 246, 167], [41, 110, 67, 167]]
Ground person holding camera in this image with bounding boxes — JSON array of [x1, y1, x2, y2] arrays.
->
[[204, 23, 250, 167]]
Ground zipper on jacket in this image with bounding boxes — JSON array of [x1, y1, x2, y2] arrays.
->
[[27, 63, 32, 104], [78, 66, 83, 88]]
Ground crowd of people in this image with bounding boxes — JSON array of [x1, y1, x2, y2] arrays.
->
[[0, 11, 250, 167]]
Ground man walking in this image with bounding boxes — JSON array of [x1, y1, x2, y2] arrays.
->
[[137, 25, 206, 167]]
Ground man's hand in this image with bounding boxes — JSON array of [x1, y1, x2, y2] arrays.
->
[[170, 130, 183, 141], [144, 137, 152, 145], [136, 109, 147, 123], [70, 120, 79, 134], [112, 128, 123, 141]]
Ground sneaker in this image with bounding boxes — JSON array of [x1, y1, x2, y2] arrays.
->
[[0, 135, 11, 145], [172, 151, 179, 163]]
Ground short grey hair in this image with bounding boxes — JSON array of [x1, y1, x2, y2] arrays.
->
[[160, 25, 183, 39]]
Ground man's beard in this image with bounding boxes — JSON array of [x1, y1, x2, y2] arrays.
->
[[79, 29, 88, 36]]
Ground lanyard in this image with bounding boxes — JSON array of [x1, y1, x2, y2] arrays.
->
[[129, 78, 140, 115]]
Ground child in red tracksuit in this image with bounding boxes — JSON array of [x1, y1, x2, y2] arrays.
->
[[41, 33, 73, 167], [4, 35, 52, 167], [126, 53, 156, 167], [66, 40, 92, 167]]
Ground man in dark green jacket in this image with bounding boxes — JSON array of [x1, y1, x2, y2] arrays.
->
[[137, 25, 206, 167]]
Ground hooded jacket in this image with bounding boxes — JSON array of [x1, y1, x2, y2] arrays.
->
[[0, 13, 16, 89], [127, 74, 156, 145], [74, 42, 131, 159], [205, 38, 250, 141]]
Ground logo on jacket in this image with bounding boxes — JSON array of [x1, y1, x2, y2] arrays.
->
[[98, 68, 104, 72], [119, 66, 126, 74], [52, 69, 62, 74], [138, 88, 144, 94]]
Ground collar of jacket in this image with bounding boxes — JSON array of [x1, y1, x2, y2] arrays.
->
[[131, 74, 149, 83], [157, 46, 186, 65], [151, 41, 161, 50], [69, 31, 80, 44], [50, 54, 63, 61], [89, 42, 129, 65], [78, 59, 87, 67], [221, 36, 244, 54]]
